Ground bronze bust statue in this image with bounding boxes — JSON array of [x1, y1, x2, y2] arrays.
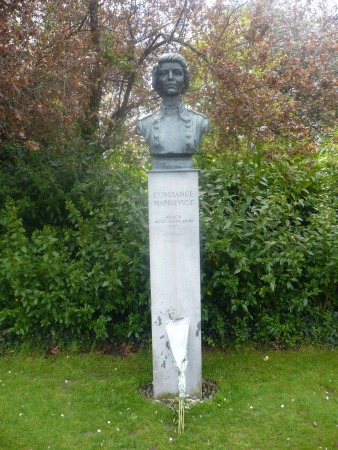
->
[[136, 53, 209, 169]]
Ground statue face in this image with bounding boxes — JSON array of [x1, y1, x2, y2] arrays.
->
[[157, 62, 184, 97]]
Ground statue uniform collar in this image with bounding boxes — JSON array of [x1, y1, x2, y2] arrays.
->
[[153, 101, 190, 122]]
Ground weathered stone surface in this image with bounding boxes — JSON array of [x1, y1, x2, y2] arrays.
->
[[148, 169, 202, 398]]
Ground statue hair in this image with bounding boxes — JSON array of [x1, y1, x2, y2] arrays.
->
[[152, 53, 190, 96]]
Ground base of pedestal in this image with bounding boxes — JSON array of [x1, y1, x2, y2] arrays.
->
[[151, 156, 194, 170]]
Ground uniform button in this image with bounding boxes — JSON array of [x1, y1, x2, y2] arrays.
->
[[186, 134, 191, 138]]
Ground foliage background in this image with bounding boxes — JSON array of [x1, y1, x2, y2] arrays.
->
[[1, 140, 337, 348], [0, 0, 337, 348]]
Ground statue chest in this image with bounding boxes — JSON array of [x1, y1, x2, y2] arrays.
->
[[150, 114, 195, 155]]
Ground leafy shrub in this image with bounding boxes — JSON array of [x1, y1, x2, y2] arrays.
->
[[198, 150, 338, 347], [0, 141, 337, 348], [0, 147, 150, 345]]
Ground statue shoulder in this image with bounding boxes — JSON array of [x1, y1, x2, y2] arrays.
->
[[137, 110, 156, 122], [186, 106, 210, 132], [186, 106, 207, 119], [136, 110, 158, 137]]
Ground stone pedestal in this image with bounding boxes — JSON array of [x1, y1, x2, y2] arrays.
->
[[148, 169, 202, 398]]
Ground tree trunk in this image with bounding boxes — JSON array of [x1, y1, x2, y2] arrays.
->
[[82, 0, 103, 142]]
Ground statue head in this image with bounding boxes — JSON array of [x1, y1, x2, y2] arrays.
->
[[152, 53, 190, 97]]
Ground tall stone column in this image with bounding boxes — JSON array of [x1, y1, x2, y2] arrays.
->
[[148, 169, 202, 398]]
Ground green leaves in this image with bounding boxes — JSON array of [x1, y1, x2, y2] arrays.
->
[[199, 150, 338, 347], [0, 140, 337, 348], [0, 151, 150, 345]]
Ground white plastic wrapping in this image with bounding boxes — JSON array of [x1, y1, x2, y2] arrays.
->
[[165, 318, 190, 398]]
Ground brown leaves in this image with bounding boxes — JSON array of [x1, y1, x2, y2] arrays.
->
[[0, 1, 92, 144], [25, 141, 40, 151], [1, 0, 201, 147], [50, 345, 61, 355], [1, 0, 336, 153], [190, 0, 338, 152]]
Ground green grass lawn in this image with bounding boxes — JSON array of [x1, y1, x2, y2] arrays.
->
[[0, 347, 336, 449]]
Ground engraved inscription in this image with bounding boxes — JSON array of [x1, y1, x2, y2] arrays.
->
[[153, 190, 194, 207], [155, 215, 194, 229], [151, 188, 197, 229]]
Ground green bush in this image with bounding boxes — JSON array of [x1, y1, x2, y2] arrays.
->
[[198, 150, 338, 347], [0, 141, 337, 348], [0, 145, 150, 345]]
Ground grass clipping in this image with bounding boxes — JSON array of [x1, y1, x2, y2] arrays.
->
[[165, 318, 190, 434]]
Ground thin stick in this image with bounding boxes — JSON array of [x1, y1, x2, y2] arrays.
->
[[178, 397, 185, 434]]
